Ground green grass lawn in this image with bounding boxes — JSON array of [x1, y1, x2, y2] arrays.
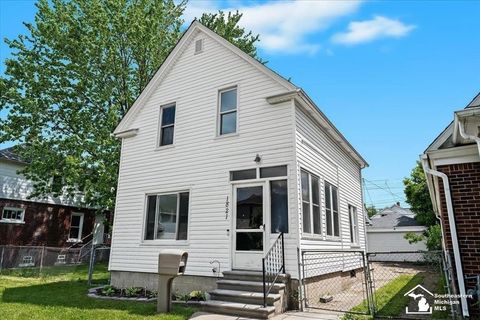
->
[[0, 264, 196, 320], [344, 272, 449, 320]]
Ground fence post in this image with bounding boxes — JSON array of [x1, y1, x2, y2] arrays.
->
[[39, 246, 45, 275], [296, 247, 304, 312], [88, 245, 96, 286]]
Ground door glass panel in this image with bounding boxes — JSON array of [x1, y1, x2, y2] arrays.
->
[[270, 180, 288, 233], [236, 232, 263, 251], [236, 186, 263, 229]]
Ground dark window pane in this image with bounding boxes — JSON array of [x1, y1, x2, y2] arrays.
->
[[312, 176, 319, 205], [326, 209, 332, 236], [260, 165, 287, 178], [145, 195, 157, 240], [220, 89, 237, 112], [270, 180, 288, 233], [71, 215, 81, 227], [349, 209, 354, 243], [177, 192, 189, 240], [301, 171, 309, 200], [161, 126, 174, 146], [302, 202, 311, 233], [161, 105, 176, 126], [220, 112, 236, 135], [313, 205, 321, 234], [157, 194, 177, 239], [236, 186, 263, 229], [236, 232, 263, 251], [325, 183, 331, 209], [69, 228, 79, 239], [334, 211, 339, 237], [231, 169, 256, 181], [332, 185, 338, 212]]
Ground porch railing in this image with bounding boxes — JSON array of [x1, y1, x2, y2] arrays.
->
[[262, 232, 285, 307]]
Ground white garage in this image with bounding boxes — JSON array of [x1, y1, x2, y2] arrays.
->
[[367, 203, 426, 261]]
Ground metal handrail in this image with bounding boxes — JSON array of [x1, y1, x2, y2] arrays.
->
[[262, 232, 285, 307]]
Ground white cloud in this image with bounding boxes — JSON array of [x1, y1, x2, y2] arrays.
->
[[332, 16, 415, 45], [183, 0, 362, 54]]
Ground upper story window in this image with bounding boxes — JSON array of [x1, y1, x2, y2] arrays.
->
[[159, 104, 176, 146], [325, 181, 339, 237], [301, 170, 321, 235], [219, 87, 237, 135], [349, 205, 358, 244], [1, 207, 25, 224], [144, 192, 189, 241]]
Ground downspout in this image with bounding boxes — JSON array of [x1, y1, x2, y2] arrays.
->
[[457, 117, 480, 155], [421, 157, 470, 317]]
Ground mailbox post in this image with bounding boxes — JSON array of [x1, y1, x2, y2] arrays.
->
[[157, 249, 188, 313]]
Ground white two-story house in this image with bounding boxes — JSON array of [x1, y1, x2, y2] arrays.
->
[[110, 21, 368, 317]]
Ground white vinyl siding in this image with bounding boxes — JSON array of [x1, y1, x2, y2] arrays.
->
[[295, 104, 366, 258], [110, 30, 299, 277], [0, 159, 85, 207]]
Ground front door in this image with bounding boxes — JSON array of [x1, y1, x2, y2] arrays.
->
[[233, 184, 265, 270]]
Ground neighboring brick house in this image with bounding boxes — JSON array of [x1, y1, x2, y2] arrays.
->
[[0, 146, 107, 247], [423, 92, 480, 318]]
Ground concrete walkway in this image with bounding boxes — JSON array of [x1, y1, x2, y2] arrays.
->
[[190, 309, 342, 320]]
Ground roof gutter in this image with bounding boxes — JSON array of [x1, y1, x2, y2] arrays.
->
[[454, 108, 480, 155], [112, 128, 139, 139], [421, 155, 469, 317]]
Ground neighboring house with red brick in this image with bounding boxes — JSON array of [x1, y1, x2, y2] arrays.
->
[[0, 146, 107, 247], [422, 92, 480, 318]]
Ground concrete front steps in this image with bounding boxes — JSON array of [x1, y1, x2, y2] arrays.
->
[[203, 270, 289, 319]]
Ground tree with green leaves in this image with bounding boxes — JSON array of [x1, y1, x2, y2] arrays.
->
[[366, 205, 377, 218], [403, 161, 441, 250], [199, 10, 264, 63], [0, 0, 263, 213]]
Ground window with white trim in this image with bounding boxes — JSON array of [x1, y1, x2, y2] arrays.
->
[[159, 104, 176, 146], [144, 192, 189, 240], [349, 205, 358, 244], [301, 170, 321, 235], [1, 207, 25, 223], [218, 87, 237, 135], [69, 212, 84, 241], [325, 181, 339, 237]]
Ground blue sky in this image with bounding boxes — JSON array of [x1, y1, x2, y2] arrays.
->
[[1, 0, 479, 208]]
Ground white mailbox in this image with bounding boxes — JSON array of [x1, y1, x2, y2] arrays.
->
[[157, 249, 188, 313]]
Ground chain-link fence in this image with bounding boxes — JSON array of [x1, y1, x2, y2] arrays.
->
[[301, 250, 370, 314], [87, 245, 111, 285], [300, 250, 457, 319], [367, 251, 453, 319], [0, 245, 110, 281]]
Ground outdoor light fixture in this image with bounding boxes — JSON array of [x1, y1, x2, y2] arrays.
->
[[254, 154, 262, 163]]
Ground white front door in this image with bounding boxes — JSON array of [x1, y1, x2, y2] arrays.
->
[[232, 183, 266, 270]]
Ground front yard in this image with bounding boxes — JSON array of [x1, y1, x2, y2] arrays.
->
[[0, 265, 196, 320]]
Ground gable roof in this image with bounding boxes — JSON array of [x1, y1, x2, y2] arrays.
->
[[114, 20, 296, 135], [113, 20, 367, 168], [425, 92, 480, 152], [368, 203, 423, 229], [0, 146, 28, 164]]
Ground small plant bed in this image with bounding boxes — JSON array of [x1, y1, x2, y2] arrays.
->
[[89, 285, 157, 302]]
